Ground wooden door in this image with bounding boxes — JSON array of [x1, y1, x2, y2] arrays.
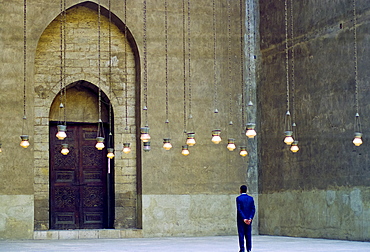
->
[[50, 124, 108, 229]]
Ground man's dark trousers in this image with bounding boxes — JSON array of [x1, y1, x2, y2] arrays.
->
[[237, 219, 252, 252]]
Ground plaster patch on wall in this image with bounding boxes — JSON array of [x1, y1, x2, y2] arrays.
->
[[142, 194, 239, 237], [350, 188, 363, 216], [0, 195, 34, 238], [326, 190, 336, 205]]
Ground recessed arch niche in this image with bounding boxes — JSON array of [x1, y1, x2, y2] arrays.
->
[[33, 1, 141, 231]]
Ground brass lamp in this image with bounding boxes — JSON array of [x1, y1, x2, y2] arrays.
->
[[211, 129, 222, 144]]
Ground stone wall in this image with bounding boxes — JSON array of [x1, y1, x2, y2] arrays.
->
[[0, 0, 257, 239], [258, 0, 370, 241]]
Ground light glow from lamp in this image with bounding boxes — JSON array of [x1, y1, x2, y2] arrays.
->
[[353, 132, 363, 146], [123, 143, 131, 154], [95, 137, 105, 150], [290, 141, 299, 153], [245, 123, 257, 138], [227, 138, 236, 151], [239, 146, 248, 157], [284, 130, 294, 145], [181, 145, 190, 156], [140, 127, 151, 142], [163, 138, 172, 150], [211, 129, 221, 144], [61, 143, 69, 155], [107, 148, 115, 159], [186, 132, 196, 146], [56, 125, 67, 140], [20, 135, 30, 148]]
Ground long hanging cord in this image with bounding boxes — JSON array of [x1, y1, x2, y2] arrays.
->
[[108, 0, 113, 148], [124, 0, 129, 132], [228, 0, 232, 127], [183, 0, 187, 134], [290, 0, 298, 149], [240, 0, 245, 142], [212, 0, 218, 114], [353, 0, 361, 133], [246, 0, 252, 105], [165, 0, 169, 126], [63, 0, 67, 125], [284, 0, 289, 114], [59, 0, 63, 124], [143, 0, 148, 126], [22, 0, 27, 134], [284, 0, 292, 134], [187, 0, 192, 128]]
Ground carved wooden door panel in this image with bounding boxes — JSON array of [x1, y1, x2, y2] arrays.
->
[[50, 124, 107, 229]]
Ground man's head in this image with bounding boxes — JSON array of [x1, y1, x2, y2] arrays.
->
[[240, 185, 247, 193]]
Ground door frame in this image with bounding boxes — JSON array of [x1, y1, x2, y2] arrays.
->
[[49, 121, 115, 229]]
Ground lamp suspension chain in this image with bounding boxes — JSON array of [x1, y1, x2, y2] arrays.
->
[[143, 0, 148, 125], [124, 0, 129, 131], [98, 0, 102, 124], [284, 0, 290, 115], [353, 0, 359, 115], [228, 0, 232, 125], [165, 0, 169, 124], [240, 0, 245, 133], [290, 0, 295, 125], [23, 0, 27, 121], [63, 0, 67, 125], [59, 0, 63, 117], [187, 0, 192, 121], [246, 0, 252, 105], [212, 0, 218, 113], [182, 0, 187, 133]]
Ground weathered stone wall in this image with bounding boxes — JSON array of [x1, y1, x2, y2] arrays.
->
[[258, 0, 370, 241], [0, 0, 257, 239]]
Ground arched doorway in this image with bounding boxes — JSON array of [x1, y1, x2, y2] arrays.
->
[[49, 81, 114, 229], [33, 1, 141, 231]]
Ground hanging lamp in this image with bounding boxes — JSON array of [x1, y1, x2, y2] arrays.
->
[[122, 143, 131, 154], [163, 138, 172, 150], [181, 145, 190, 156], [122, 0, 131, 154], [107, 148, 115, 159], [20, 0, 29, 148], [245, 123, 257, 138], [56, 0, 67, 141], [352, 0, 363, 146], [239, 146, 248, 157], [95, 1, 105, 150], [211, 129, 222, 144], [61, 143, 69, 155], [227, 138, 236, 151]]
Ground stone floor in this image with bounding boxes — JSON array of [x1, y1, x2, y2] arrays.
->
[[0, 235, 369, 252]]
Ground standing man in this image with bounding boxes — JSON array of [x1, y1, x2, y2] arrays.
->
[[236, 185, 255, 252]]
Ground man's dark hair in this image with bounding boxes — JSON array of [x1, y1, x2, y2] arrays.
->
[[240, 185, 247, 193]]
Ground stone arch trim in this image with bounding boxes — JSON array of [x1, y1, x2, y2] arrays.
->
[[33, 2, 140, 231]]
